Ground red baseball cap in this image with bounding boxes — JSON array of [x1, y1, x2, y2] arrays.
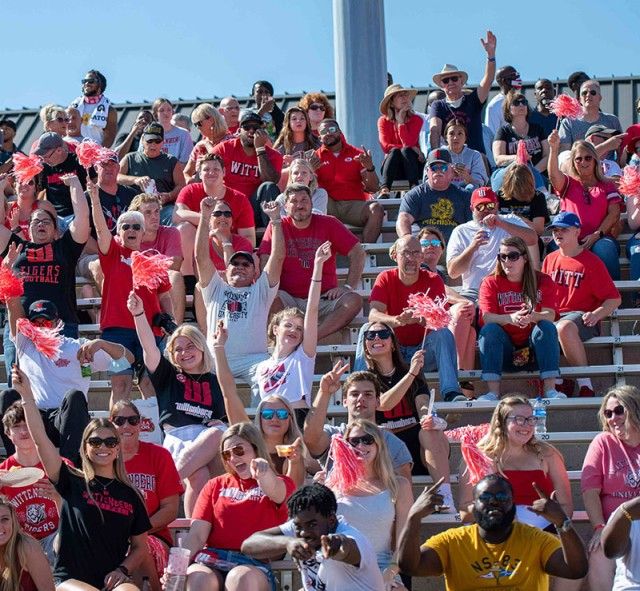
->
[[471, 186, 498, 208]]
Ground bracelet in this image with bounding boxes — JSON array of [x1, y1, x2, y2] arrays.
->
[[117, 565, 130, 577], [10, 227, 21, 234], [311, 279, 322, 283], [134, 312, 144, 317], [594, 523, 605, 530], [487, 57, 496, 62], [343, 284, 353, 291], [365, 167, 375, 172], [620, 504, 634, 522], [256, 149, 267, 155], [408, 372, 417, 378]]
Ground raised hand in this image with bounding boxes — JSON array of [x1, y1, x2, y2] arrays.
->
[[253, 129, 269, 149], [212, 319, 228, 347], [126, 290, 144, 317], [548, 129, 561, 152], [249, 457, 270, 480], [314, 241, 332, 265], [480, 30, 497, 57], [355, 147, 374, 171], [2, 242, 22, 269], [408, 477, 446, 518], [60, 173, 81, 188], [320, 533, 345, 559], [319, 359, 350, 396], [409, 349, 425, 377], [261, 200, 280, 222], [527, 482, 567, 527]]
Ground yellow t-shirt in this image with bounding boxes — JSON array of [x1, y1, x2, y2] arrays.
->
[[424, 522, 562, 590]]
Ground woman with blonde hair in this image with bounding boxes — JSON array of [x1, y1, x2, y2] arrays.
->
[[127, 292, 226, 517], [182, 422, 295, 591], [273, 158, 328, 215], [0, 497, 54, 591], [12, 365, 151, 591], [184, 104, 232, 182], [38, 104, 68, 136], [330, 419, 413, 590]]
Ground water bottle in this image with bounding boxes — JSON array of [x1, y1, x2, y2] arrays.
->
[[165, 546, 190, 591], [164, 574, 186, 591], [533, 397, 547, 435]]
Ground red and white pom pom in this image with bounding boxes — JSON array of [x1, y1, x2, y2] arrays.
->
[[549, 94, 583, 120], [406, 291, 451, 330], [446, 423, 494, 485], [619, 165, 640, 199], [515, 140, 529, 166], [16, 318, 64, 361], [12, 153, 43, 184], [0, 267, 24, 302], [325, 434, 365, 495], [97, 147, 118, 163], [131, 250, 172, 290], [75, 140, 103, 169]]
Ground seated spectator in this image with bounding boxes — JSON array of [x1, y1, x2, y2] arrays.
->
[[418, 227, 476, 374], [69, 69, 118, 146], [529, 78, 558, 138], [360, 320, 455, 486], [145, 99, 194, 165], [114, 110, 154, 160], [118, 122, 185, 226], [0, 118, 20, 155], [584, 125, 624, 178], [0, 497, 54, 591], [304, 365, 414, 480], [258, 184, 365, 340], [484, 65, 522, 135], [398, 473, 588, 587], [3, 175, 40, 238], [14, 366, 152, 591], [196, 197, 283, 390], [418, 89, 445, 155], [212, 321, 308, 488], [128, 291, 226, 517], [0, 401, 70, 564], [272, 157, 328, 215], [548, 129, 622, 279], [377, 84, 425, 194], [559, 80, 623, 158], [477, 236, 563, 401], [90, 193, 173, 403], [542, 212, 621, 397], [110, 400, 184, 579], [396, 149, 472, 241], [205, 200, 253, 274], [184, 104, 231, 182], [175, 153, 255, 283], [0, 295, 133, 465], [242, 484, 385, 591], [218, 97, 241, 135], [582, 386, 640, 590], [360, 234, 463, 402], [299, 92, 334, 136], [64, 106, 84, 144], [37, 104, 69, 139], [428, 31, 497, 153], [181, 422, 295, 591], [211, 111, 283, 227], [273, 107, 320, 161], [446, 186, 537, 300], [172, 113, 191, 132], [251, 80, 284, 140], [602, 493, 640, 591], [442, 118, 488, 189], [622, 124, 640, 167]]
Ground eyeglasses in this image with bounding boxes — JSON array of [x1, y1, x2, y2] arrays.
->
[[498, 252, 524, 262], [30, 218, 53, 226], [475, 202, 496, 212], [477, 491, 512, 503], [308, 104, 326, 111], [111, 416, 141, 427], [574, 155, 594, 163], [420, 238, 442, 248], [319, 126, 339, 136], [52, 117, 70, 123], [398, 249, 421, 258], [260, 409, 290, 420], [121, 223, 142, 231], [145, 138, 162, 144], [194, 116, 211, 129], [506, 415, 537, 426], [221, 445, 248, 462], [441, 76, 459, 85], [241, 123, 261, 132], [347, 434, 376, 447], [604, 405, 625, 419], [87, 436, 119, 449], [429, 163, 449, 173], [512, 98, 528, 107], [212, 211, 233, 218], [173, 342, 196, 356], [581, 89, 598, 96], [82, 78, 98, 84], [364, 328, 392, 341]]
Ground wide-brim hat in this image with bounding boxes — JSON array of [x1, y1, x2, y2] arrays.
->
[[433, 64, 468, 88], [379, 84, 418, 115]]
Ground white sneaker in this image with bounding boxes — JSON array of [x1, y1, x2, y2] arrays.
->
[[477, 392, 498, 401], [438, 485, 457, 514], [544, 389, 567, 399]]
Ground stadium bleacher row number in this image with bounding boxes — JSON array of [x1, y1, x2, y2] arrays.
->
[[538, 434, 551, 440]]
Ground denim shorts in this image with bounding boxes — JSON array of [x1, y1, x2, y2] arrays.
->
[[194, 548, 276, 591], [101, 327, 163, 375]]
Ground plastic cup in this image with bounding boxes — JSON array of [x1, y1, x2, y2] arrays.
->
[[275, 444, 294, 458], [167, 547, 191, 575]]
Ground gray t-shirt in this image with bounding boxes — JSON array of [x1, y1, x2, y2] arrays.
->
[[279, 517, 385, 591], [124, 152, 178, 193], [559, 112, 622, 150], [138, 126, 193, 164]]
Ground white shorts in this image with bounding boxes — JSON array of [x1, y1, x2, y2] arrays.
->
[[162, 422, 227, 465]]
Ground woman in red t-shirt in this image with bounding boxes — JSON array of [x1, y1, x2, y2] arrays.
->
[[478, 236, 562, 401], [207, 200, 253, 272], [182, 423, 295, 591], [3, 176, 40, 240]]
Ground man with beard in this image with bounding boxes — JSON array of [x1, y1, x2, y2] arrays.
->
[[398, 474, 588, 589], [529, 79, 558, 139]]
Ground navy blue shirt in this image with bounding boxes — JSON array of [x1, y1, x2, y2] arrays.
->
[[429, 89, 486, 153]]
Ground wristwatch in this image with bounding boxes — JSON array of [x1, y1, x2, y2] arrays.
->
[[558, 517, 573, 533], [117, 565, 130, 577]]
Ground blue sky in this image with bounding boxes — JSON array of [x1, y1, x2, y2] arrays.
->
[[2, 0, 638, 110]]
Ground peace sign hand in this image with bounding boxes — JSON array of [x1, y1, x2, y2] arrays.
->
[[409, 477, 446, 519], [527, 482, 567, 527], [319, 359, 350, 396]]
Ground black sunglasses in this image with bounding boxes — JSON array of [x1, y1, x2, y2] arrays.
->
[[121, 223, 142, 231], [497, 252, 524, 262], [145, 138, 162, 144], [194, 116, 211, 129], [441, 76, 459, 84], [308, 104, 326, 111], [604, 405, 625, 419], [82, 78, 98, 84], [241, 124, 261, 132], [87, 436, 119, 449], [347, 434, 376, 447], [365, 328, 392, 341], [581, 89, 598, 96], [212, 211, 233, 218], [512, 98, 528, 107], [111, 416, 141, 427]]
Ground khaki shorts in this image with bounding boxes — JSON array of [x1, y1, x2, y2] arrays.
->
[[76, 253, 99, 281], [278, 290, 342, 322], [327, 198, 369, 227]]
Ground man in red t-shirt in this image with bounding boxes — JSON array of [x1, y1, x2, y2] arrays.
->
[[364, 235, 463, 401], [258, 183, 365, 339], [315, 119, 384, 243], [542, 212, 621, 397], [211, 111, 282, 227]]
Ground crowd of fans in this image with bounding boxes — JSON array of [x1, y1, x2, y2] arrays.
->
[[1, 31, 640, 591]]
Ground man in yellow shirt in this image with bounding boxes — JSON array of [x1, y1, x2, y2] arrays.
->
[[398, 474, 588, 590]]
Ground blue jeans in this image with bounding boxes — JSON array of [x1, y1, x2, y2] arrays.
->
[[627, 232, 640, 281], [547, 236, 620, 280], [478, 320, 560, 381], [160, 203, 175, 226], [354, 324, 460, 396]]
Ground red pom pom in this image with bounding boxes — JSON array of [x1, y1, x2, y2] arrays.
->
[[12, 153, 43, 184], [131, 250, 172, 290], [0, 267, 23, 302], [619, 165, 640, 199], [549, 94, 583, 120], [406, 291, 451, 330], [325, 434, 366, 495], [75, 140, 103, 169], [16, 318, 63, 361], [515, 140, 529, 166], [446, 423, 493, 485]]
